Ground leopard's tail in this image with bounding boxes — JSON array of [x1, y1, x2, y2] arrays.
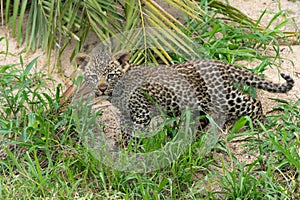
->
[[234, 69, 294, 93]]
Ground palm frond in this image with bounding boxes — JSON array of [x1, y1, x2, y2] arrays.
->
[[1, 0, 298, 70]]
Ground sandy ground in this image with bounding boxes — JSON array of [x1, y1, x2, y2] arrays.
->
[[223, 0, 300, 113], [0, 28, 76, 92]]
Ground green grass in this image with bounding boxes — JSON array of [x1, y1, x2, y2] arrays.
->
[[1, 1, 300, 199]]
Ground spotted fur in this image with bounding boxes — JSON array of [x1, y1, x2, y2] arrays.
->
[[75, 50, 294, 143]]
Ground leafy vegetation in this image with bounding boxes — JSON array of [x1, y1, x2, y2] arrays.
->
[[0, 0, 300, 199], [1, 0, 299, 69]]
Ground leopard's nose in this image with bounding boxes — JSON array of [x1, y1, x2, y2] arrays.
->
[[97, 77, 108, 94], [98, 85, 107, 93]]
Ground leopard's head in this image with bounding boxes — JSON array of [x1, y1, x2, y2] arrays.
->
[[75, 50, 131, 97]]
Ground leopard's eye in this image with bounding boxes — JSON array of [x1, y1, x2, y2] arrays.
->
[[88, 74, 98, 80], [107, 73, 115, 80]]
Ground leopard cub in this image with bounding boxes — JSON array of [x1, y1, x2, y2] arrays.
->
[[75, 50, 294, 140]]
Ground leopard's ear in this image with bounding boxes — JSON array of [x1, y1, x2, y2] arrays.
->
[[113, 50, 131, 72], [74, 53, 92, 71]]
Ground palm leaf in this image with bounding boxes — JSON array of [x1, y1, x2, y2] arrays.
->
[[1, 0, 298, 70]]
